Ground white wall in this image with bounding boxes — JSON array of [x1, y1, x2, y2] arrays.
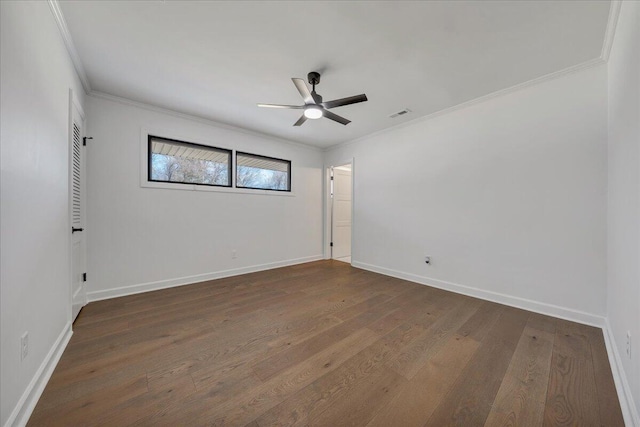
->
[[85, 96, 324, 299], [0, 2, 86, 425], [325, 65, 608, 322], [607, 0, 640, 422]]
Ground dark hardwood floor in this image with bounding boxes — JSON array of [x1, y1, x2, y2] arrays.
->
[[28, 260, 624, 426]]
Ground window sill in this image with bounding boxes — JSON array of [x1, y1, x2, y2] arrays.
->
[[141, 180, 295, 197]]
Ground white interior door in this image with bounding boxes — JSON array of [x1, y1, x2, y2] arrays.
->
[[70, 97, 87, 322], [332, 165, 352, 261]]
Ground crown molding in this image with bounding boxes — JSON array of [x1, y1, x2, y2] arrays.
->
[[601, 1, 622, 62], [88, 90, 321, 152], [325, 57, 606, 152], [48, 0, 91, 94], [326, 0, 622, 152], [49, 0, 620, 150]]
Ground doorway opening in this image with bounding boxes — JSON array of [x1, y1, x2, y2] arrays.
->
[[328, 162, 353, 264]]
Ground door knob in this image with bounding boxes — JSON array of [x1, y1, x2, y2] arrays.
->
[[72, 227, 84, 233]]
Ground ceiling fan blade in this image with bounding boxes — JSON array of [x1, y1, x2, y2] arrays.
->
[[257, 103, 304, 109], [293, 115, 307, 126], [292, 78, 314, 104], [322, 94, 368, 109], [311, 92, 323, 104], [323, 110, 351, 125]]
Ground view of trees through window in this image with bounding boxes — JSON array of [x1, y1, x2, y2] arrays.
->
[[148, 136, 291, 192], [150, 153, 230, 185], [149, 137, 231, 187], [236, 152, 290, 191]]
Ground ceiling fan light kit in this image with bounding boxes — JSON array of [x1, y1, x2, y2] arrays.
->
[[258, 71, 368, 127], [304, 106, 323, 119]]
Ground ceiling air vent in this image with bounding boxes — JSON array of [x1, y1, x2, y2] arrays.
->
[[389, 108, 412, 119]]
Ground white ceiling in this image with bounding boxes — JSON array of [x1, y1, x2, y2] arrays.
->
[[59, 1, 611, 148]]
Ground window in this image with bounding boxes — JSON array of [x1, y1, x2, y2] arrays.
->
[[236, 152, 291, 191], [148, 135, 231, 187]]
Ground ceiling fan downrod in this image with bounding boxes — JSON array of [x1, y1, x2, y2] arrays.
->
[[308, 71, 321, 91]]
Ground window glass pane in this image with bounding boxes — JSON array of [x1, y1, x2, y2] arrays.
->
[[236, 152, 291, 191], [149, 136, 231, 187]]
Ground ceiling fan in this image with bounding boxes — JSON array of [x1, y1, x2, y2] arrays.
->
[[258, 72, 368, 126]]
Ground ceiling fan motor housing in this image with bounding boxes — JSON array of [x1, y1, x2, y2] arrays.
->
[[308, 71, 321, 86]]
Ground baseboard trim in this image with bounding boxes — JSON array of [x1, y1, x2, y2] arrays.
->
[[87, 255, 324, 302], [4, 322, 73, 427], [603, 319, 640, 427], [352, 261, 605, 328]]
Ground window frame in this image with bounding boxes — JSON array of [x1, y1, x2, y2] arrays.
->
[[147, 134, 232, 188], [140, 129, 295, 196], [235, 151, 292, 192]]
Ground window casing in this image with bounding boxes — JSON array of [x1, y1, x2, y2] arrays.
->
[[236, 152, 291, 192], [148, 135, 231, 187]]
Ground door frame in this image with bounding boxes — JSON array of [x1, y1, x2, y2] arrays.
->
[[324, 157, 354, 262], [68, 88, 87, 323]]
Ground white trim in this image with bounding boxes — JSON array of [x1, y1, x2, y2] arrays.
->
[[351, 261, 606, 328], [603, 319, 640, 427], [87, 255, 323, 302], [89, 91, 320, 152], [4, 322, 73, 427], [47, 0, 91, 94], [601, 1, 622, 62], [324, 58, 606, 152]]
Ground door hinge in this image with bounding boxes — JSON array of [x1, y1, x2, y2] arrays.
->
[[330, 176, 334, 180], [330, 242, 333, 247], [83, 136, 93, 146], [82, 273, 87, 282]]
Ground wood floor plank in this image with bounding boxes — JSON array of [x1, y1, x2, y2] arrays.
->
[[483, 321, 555, 427], [333, 293, 395, 321], [132, 367, 262, 426], [29, 374, 148, 426], [252, 310, 383, 381], [97, 374, 196, 426], [543, 320, 602, 426], [367, 334, 480, 427], [146, 312, 344, 388], [194, 329, 380, 426], [385, 297, 481, 380], [71, 317, 131, 343], [255, 315, 438, 426], [48, 320, 221, 387], [253, 321, 357, 381], [310, 366, 406, 426], [367, 287, 453, 336], [543, 354, 601, 427], [456, 300, 504, 342], [33, 362, 147, 412], [27, 261, 622, 426], [426, 307, 530, 426]]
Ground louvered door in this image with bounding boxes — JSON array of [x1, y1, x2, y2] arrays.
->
[[70, 98, 86, 322]]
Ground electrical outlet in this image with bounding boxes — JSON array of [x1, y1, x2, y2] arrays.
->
[[21, 331, 29, 361], [232, 249, 237, 259], [424, 256, 431, 265], [626, 331, 631, 359]]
